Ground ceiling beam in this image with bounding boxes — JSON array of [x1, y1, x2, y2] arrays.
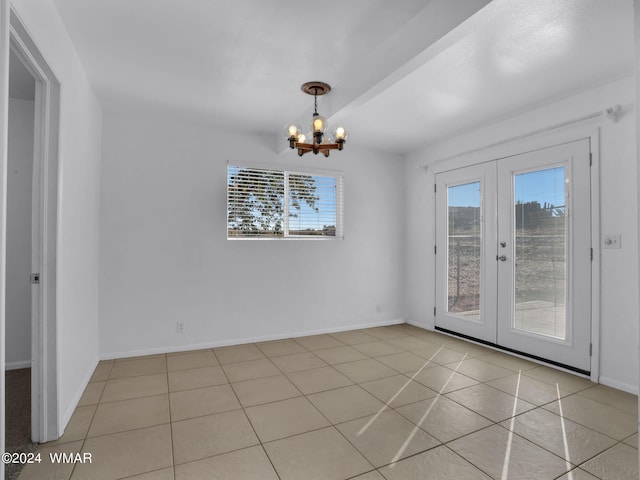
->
[[278, 0, 492, 154]]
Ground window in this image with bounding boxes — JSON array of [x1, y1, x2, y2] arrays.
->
[[227, 165, 343, 239]]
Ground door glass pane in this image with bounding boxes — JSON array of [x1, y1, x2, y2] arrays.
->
[[513, 167, 566, 339], [448, 182, 481, 319]]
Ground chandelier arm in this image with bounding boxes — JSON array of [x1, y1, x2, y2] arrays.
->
[[294, 142, 340, 150]]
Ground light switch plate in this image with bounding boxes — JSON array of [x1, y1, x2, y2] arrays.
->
[[603, 234, 621, 249]]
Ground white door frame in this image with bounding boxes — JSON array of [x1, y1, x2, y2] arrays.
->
[[2, 7, 60, 445], [0, 0, 10, 472], [427, 128, 601, 382]]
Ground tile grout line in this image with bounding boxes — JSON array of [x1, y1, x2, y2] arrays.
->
[[377, 334, 619, 478], [68, 326, 637, 479], [55, 359, 98, 478], [389, 352, 567, 478], [164, 352, 177, 479], [426, 353, 632, 479], [65, 358, 115, 479], [293, 339, 454, 474], [215, 347, 284, 480], [79, 354, 173, 478], [234, 335, 413, 477]]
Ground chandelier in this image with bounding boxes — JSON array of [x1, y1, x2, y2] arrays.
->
[[285, 81, 348, 157]]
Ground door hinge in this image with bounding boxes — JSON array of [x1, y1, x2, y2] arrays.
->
[[589, 153, 592, 166], [31, 273, 40, 285], [434, 245, 437, 255], [590, 248, 593, 261], [589, 343, 593, 356], [433, 307, 436, 316], [434, 184, 437, 193]]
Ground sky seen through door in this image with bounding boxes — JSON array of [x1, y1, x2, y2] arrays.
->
[[448, 167, 565, 209]]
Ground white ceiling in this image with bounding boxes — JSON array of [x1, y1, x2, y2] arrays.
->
[[51, 0, 634, 155]]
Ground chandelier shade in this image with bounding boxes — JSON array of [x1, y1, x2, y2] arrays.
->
[[286, 82, 348, 157]]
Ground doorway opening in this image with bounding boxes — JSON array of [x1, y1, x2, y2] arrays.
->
[[4, 44, 36, 471], [3, 8, 61, 462]]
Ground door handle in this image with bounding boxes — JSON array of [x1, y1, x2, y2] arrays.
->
[[496, 255, 507, 262]]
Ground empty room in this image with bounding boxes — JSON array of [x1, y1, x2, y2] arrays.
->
[[1, 1, 639, 479]]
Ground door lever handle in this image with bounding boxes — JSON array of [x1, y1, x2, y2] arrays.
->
[[496, 255, 507, 262]]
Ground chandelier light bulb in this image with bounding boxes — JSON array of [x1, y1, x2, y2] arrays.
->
[[285, 124, 300, 138], [335, 127, 348, 140], [285, 124, 304, 149], [312, 115, 326, 133]]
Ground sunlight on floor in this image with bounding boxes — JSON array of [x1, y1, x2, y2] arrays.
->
[[557, 383, 574, 480], [389, 353, 469, 466], [356, 345, 444, 437], [19, 325, 637, 480], [501, 370, 522, 480]]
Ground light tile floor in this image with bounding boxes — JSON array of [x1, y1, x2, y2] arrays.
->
[[18, 324, 639, 480]]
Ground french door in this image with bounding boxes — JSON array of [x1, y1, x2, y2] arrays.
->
[[435, 140, 591, 372]]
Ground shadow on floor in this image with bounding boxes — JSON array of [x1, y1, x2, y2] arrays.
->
[[5, 368, 37, 480]]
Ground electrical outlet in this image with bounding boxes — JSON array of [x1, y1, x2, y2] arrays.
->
[[176, 322, 185, 334]]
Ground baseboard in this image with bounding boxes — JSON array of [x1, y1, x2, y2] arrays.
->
[[598, 376, 639, 395], [101, 318, 406, 360], [60, 356, 100, 438], [406, 320, 432, 332], [5, 360, 31, 370], [406, 317, 435, 330]]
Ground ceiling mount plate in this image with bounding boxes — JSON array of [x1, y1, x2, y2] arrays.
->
[[301, 81, 331, 96]]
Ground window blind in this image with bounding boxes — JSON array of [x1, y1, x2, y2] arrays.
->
[[227, 165, 343, 239]]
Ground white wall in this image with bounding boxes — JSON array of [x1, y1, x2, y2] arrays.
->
[[5, 97, 33, 368], [11, 0, 102, 430], [99, 112, 405, 358], [405, 76, 639, 392]]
